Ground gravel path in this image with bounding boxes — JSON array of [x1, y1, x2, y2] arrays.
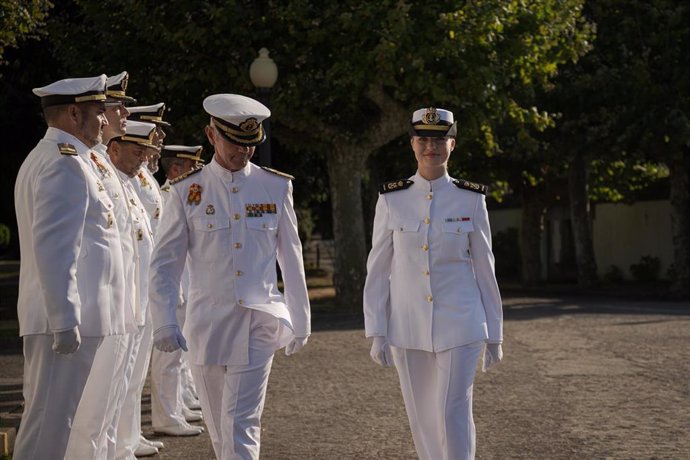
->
[[2, 295, 689, 459]]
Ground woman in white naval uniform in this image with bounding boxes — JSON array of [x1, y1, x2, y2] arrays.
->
[[149, 94, 311, 460], [363, 107, 504, 460]]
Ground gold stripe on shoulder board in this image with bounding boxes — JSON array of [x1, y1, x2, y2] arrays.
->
[[58, 143, 77, 156], [260, 166, 294, 180], [170, 164, 204, 185], [379, 179, 414, 194], [453, 179, 488, 195]]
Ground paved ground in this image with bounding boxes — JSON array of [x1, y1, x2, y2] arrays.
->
[[2, 294, 690, 459]]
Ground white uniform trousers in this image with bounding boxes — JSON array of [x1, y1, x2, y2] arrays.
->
[[191, 310, 279, 460], [64, 333, 132, 459], [181, 356, 198, 398], [391, 342, 482, 460], [151, 303, 188, 428], [115, 322, 153, 459], [13, 335, 101, 460]]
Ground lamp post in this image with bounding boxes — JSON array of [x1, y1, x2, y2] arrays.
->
[[249, 48, 278, 167]]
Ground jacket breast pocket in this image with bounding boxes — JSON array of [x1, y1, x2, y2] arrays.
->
[[390, 220, 421, 247], [246, 217, 278, 251], [441, 221, 473, 260], [190, 216, 230, 260]]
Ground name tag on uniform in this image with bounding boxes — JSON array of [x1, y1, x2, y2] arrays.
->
[[445, 217, 471, 222], [245, 203, 277, 217]]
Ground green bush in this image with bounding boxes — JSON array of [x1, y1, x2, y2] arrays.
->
[[295, 208, 315, 244], [603, 265, 624, 283], [630, 256, 661, 282], [0, 223, 10, 248]]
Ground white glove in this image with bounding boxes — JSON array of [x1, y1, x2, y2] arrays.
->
[[285, 336, 309, 356], [154, 325, 188, 352], [52, 326, 81, 354], [482, 343, 503, 372], [370, 336, 393, 367]]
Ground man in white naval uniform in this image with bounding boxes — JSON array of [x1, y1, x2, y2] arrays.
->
[[130, 102, 201, 412], [363, 107, 504, 460], [105, 121, 175, 459], [150, 145, 206, 435], [13, 75, 128, 460], [149, 94, 311, 460], [129, 102, 169, 235], [64, 70, 143, 460]]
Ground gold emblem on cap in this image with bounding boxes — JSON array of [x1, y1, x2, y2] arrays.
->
[[239, 118, 259, 133], [422, 108, 440, 125]]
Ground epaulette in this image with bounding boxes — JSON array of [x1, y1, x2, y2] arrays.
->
[[453, 179, 487, 195], [170, 164, 203, 185], [379, 179, 414, 194], [260, 166, 294, 180], [58, 143, 77, 156]]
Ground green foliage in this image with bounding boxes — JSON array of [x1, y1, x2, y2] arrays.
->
[[602, 265, 623, 283], [44, 0, 592, 156], [295, 207, 315, 243], [590, 161, 669, 203], [0, 223, 9, 247], [630, 256, 661, 282], [0, 0, 52, 61]]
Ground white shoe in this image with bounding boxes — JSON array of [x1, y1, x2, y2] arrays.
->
[[183, 406, 203, 422], [183, 420, 205, 433], [182, 389, 202, 410], [139, 435, 164, 449], [133, 443, 158, 457], [153, 423, 204, 437]]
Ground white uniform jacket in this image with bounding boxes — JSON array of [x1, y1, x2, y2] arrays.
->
[[14, 128, 128, 337], [149, 159, 311, 365], [363, 172, 503, 352], [132, 167, 163, 236], [126, 174, 155, 326]]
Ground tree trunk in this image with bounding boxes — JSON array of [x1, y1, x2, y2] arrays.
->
[[520, 185, 545, 286], [668, 150, 690, 297], [327, 146, 368, 312], [568, 151, 598, 287]]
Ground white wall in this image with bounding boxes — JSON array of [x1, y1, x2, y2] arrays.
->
[[593, 200, 673, 279], [489, 200, 674, 280]]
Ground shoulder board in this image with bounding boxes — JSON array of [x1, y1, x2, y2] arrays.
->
[[453, 179, 487, 195], [170, 164, 203, 185], [58, 143, 77, 156], [260, 166, 294, 180], [379, 179, 414, 194]]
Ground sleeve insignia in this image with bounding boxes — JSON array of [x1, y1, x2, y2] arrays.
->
[[453, 179, 487, 195], [379, 179, 414, 194], [170, 164, 203, 185], [58, 143, 77, 156], [260, 166, 294, 180]]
